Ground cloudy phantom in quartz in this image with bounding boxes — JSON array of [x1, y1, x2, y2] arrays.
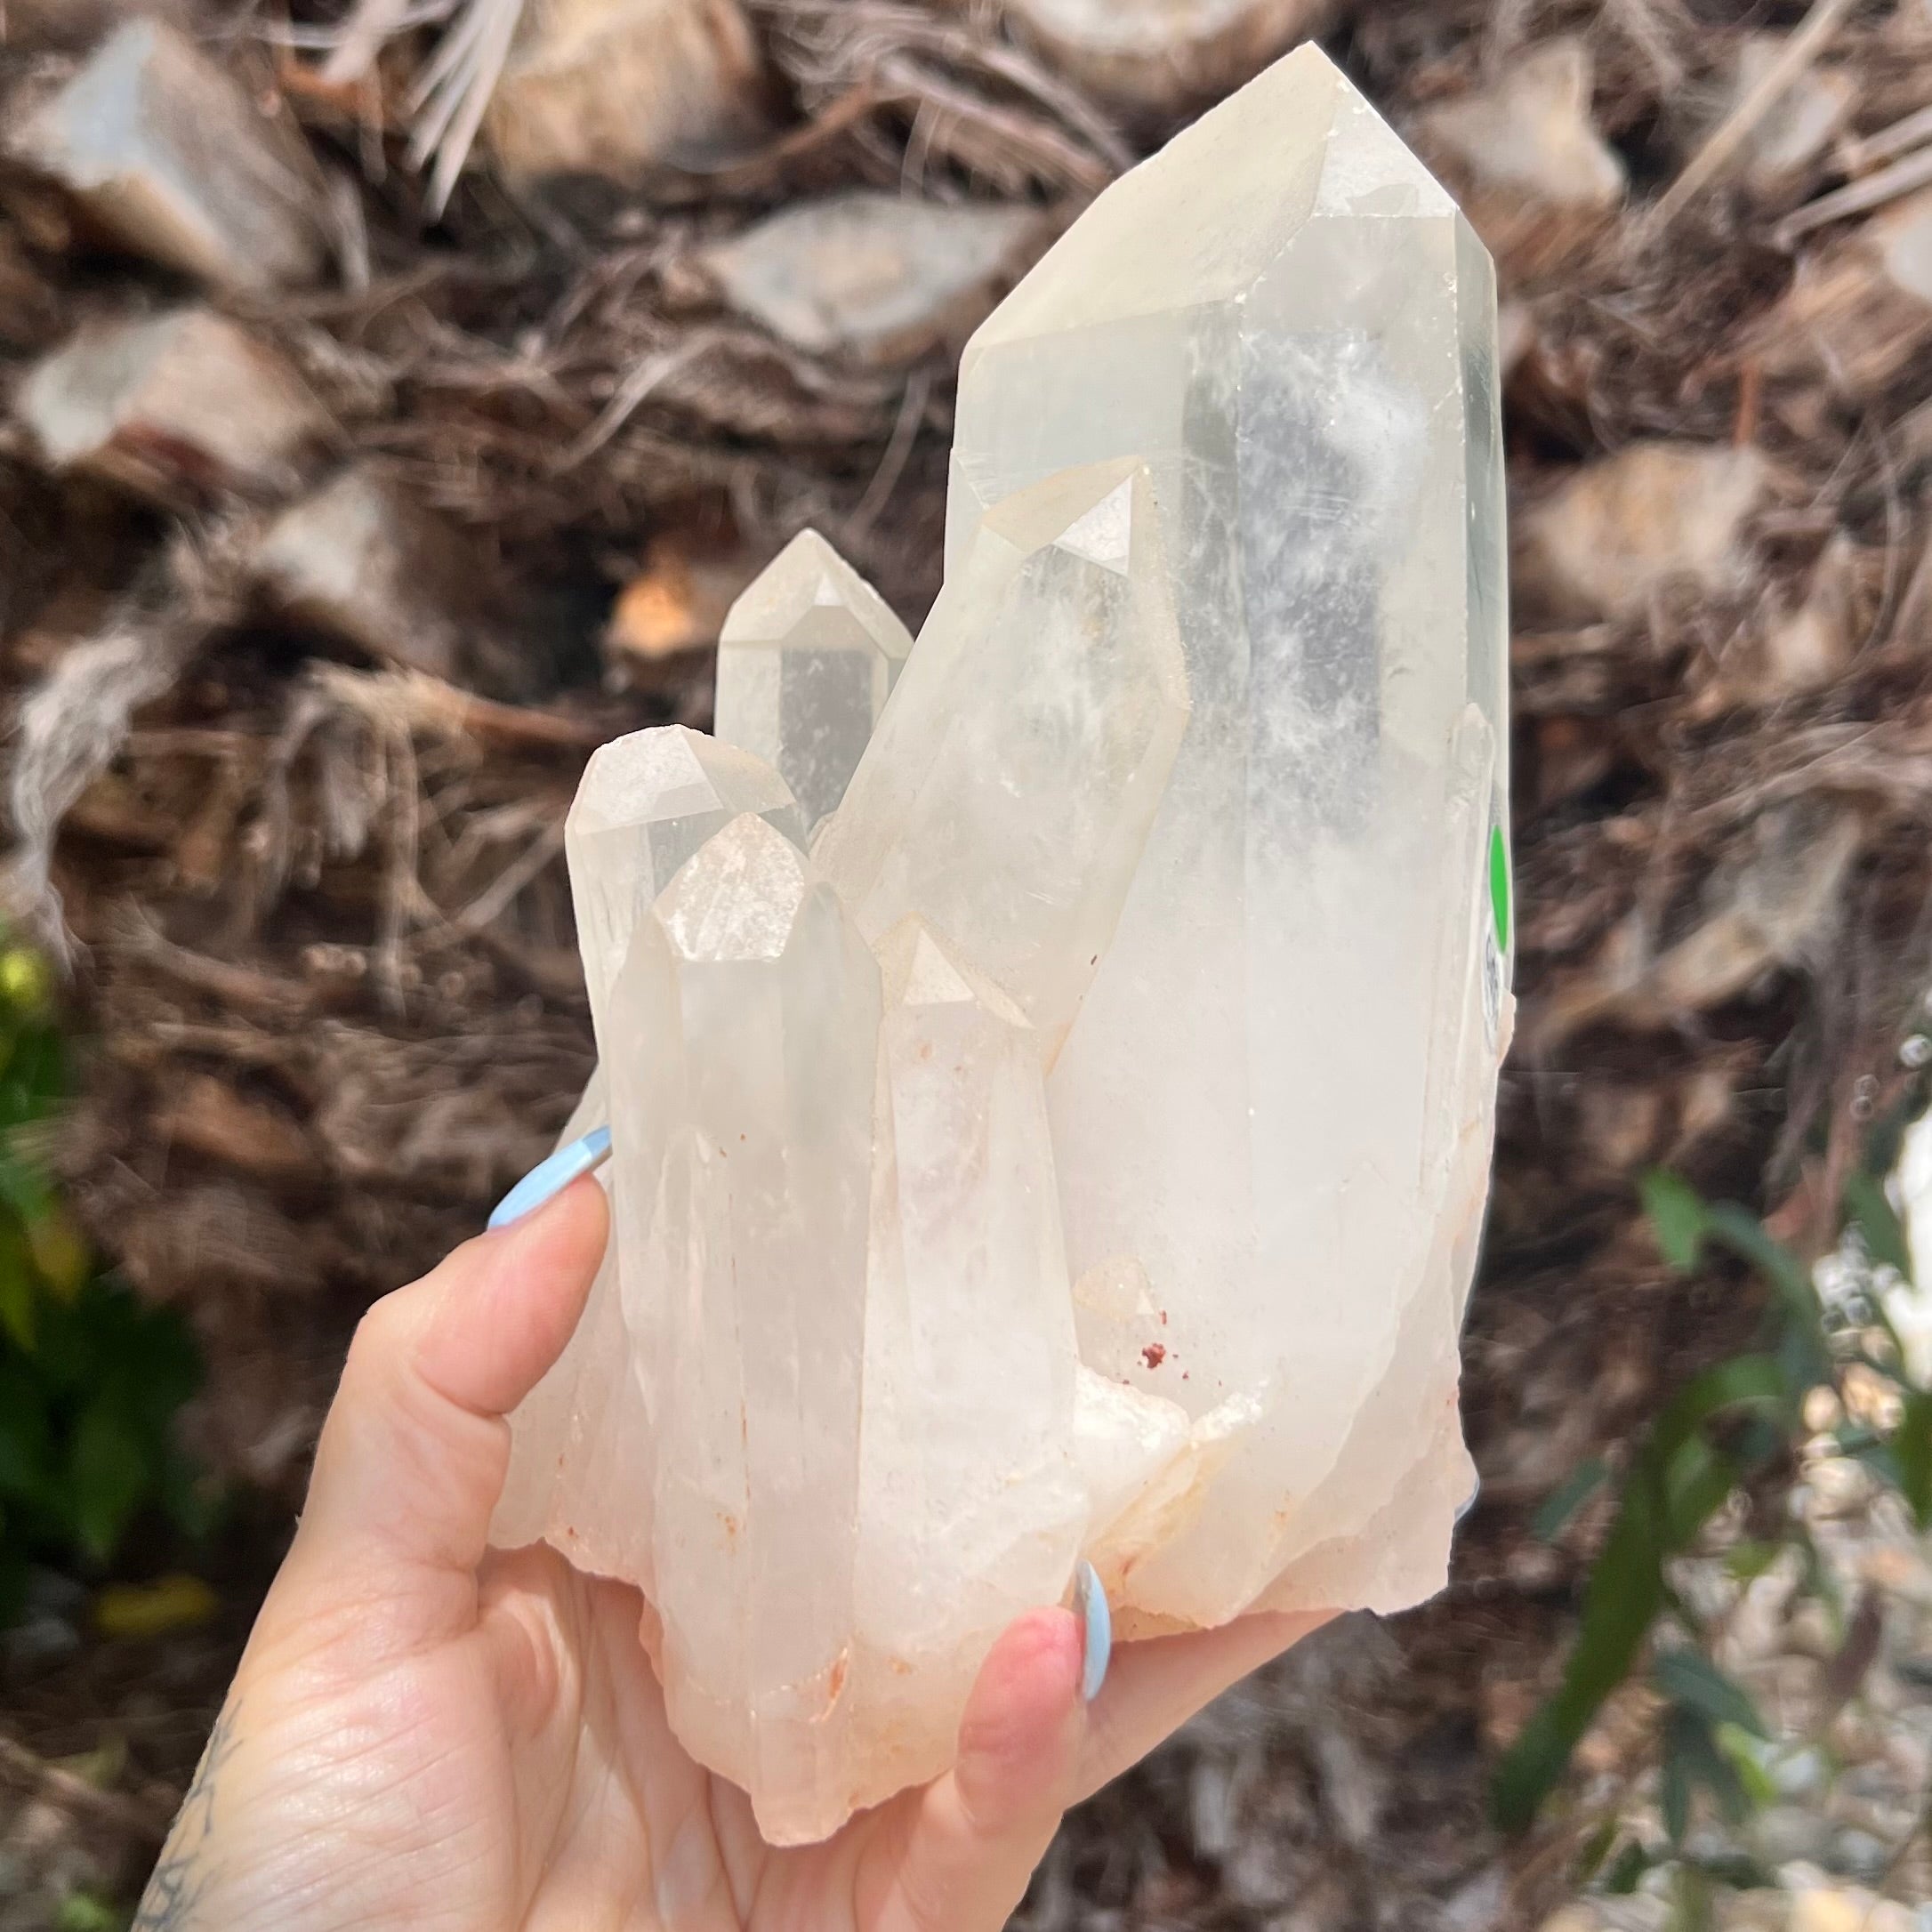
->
[[495, 41, 1509, 1843]]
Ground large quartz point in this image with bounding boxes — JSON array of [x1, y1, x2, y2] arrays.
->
[[496, 38, 1508, 1841], [944, 41, 1507, 1633], [712, 529, 913, 833]]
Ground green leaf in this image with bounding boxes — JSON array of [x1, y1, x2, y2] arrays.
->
[[1686, 1849, 1775, 1890], [1493, 1482, 1666, 1832], [1703, 1203, 1825, 1351], [1724, 1539, 1781, 1582], [68, 1400, 151, 1564], [1662, 1716, 1695, 1843], [1534, 1458, 1608, 1542], [54, 1892, 123, 1932], [0, 1024, 66, 1123], [1661, 1435, 1738, 1546], [1644, 1171, 1709, 1271], [1603, 1839, 1652, 1895], [0, 1365, 52, 1502], [1896, 1389, 1932, 1531], [1713, 1726, 1777, 1810], [1652, 1355, 1792, 1463], [1670, 1706, 1755, 1824], [0, 1248, 33, 1355], [1492, 1704, 1576, 1838], [0, 1147, 49, 1225], [1493, 1354, 1792, 1834], [1844, 1168, 1913, 1284], [1574, 1819, 1619, 1886], [159, 1445, 220, 1542], [1665, 1864, 1715, 1932], [1654, 1650, 1767, 1737]]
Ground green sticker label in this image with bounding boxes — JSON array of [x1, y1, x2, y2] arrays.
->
[[1488, 823, 1511, 955]]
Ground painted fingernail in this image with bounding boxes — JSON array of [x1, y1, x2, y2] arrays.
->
[[1456, 1469, 1481, 1523], [1072, 1560, 1111, 1703], [487, 1126, 612, 1231]]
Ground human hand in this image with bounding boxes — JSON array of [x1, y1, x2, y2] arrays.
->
[[136, 1177, 1329, 1932]]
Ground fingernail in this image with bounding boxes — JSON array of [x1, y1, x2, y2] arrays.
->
[[1072, 1560, 1111, 1703], [1456, 1469, 1482, 1524], [487, 1126, 612, 1231]]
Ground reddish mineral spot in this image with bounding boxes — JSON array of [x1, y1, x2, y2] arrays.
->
[[1141, 1343, 1166, 1369]]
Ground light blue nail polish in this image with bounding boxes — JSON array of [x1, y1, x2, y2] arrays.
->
[[488, 1126, 613, 1231], [1456, 1470, 1481, 1523], [1073, 1560, 1110, 1703]]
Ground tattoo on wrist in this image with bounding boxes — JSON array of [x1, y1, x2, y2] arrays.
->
[[133, 1699, 240, 1931]]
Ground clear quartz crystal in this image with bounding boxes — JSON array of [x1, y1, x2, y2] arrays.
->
[[493, 727, 805, 1593], [851, 918, 1086, 1791], [566, 725, 806, 1027], [712, 530, 913, 833], [498, 40, 1507, 1835], [817, 458, 1189, 1055], [614, 812, 879, 1843], [945, 42, 1506, 1630]]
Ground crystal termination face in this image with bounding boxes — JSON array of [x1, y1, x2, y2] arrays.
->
[[495, 42, 1509, 1845], [712, 530, 913, 835]]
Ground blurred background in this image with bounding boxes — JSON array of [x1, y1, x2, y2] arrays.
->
[[3, 0, 1932, 1926]]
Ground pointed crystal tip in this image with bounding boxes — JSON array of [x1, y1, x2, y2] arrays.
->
[[569, 725, 799, 840], [714, 533, 914, 832]]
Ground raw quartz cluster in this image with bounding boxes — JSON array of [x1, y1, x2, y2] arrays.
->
[[493, 44, 1511, 1844]]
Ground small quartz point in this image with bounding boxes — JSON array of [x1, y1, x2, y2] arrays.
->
[[612, 811, 878, 1844], [566, 725, 806, 1030], [712, 531, 913, 834], [817, 458, 1189, 1054], [946, 43, 1507, 1630]]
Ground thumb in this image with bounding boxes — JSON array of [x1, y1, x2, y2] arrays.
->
[[865, 1607, 1087, 1932], [288, 1177, 608, 1610]]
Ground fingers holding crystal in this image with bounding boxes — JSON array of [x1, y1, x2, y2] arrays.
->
[[294, 1179, 609, 1613], [865, 1607, 1087, 1932]]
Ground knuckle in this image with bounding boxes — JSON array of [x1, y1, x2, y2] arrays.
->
[[344, 1290, 415, 1385]]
